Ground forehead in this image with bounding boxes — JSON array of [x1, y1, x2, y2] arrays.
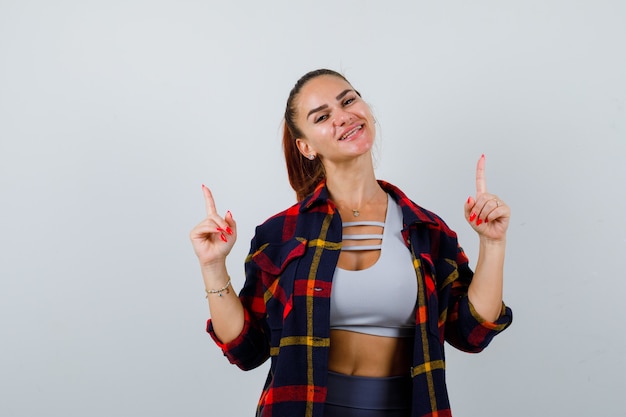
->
[[296, 75, 353, 109]]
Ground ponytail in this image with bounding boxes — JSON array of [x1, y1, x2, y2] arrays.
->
[[282, 69, 350, 201]]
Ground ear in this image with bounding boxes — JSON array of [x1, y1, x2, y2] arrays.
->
[[295, 138, 315, 158]]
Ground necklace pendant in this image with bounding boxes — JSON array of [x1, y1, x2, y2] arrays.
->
[[352, 209, 360, 217]]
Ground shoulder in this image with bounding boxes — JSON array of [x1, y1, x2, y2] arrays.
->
[[253, 201, 303, 243], [251, 181, 340, 253], [379, 180, 453, 233]]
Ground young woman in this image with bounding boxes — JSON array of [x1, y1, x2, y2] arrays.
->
[[190, 69, 513, 417]]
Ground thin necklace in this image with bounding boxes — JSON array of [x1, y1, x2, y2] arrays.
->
[[343, 190, 384, 217]]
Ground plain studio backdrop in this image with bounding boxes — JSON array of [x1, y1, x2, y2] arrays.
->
[[1, 1, 624, 416]]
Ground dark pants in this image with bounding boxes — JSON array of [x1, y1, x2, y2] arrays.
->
[[323, 371, 412, 417]]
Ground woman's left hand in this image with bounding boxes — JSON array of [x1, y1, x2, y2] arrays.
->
[[464, 154, 510, 241]]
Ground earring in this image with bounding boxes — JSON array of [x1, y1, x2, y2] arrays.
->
[[308, 154, 315, 160]]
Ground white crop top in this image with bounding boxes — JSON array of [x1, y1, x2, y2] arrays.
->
[[329, 195, 417, 338]]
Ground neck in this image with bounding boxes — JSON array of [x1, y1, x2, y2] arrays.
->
[[324, 156, 383, 209]]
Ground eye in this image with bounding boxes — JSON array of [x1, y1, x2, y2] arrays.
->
[[314, 114, 329, 123], [343, 97, 356, 106]]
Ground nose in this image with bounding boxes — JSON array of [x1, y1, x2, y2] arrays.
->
[[333, 108, 352, 126]]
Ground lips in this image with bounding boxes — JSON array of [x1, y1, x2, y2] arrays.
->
[[338, 124, 363, 141]]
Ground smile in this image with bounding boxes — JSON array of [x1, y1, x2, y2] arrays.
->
[[339, 125, 363, 141]]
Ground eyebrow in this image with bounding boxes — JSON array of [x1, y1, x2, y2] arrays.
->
[[306, 89, 355, 119], [335, 89, 353, 101], [307, 104, 329, 119]]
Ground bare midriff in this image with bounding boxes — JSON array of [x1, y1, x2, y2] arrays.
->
[[328, 329, 414, 377], [329, 201, 414, 377]]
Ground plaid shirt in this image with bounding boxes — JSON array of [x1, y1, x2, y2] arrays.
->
[[208, 180, 512, 417]]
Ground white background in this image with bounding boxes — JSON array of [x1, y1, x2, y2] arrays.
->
[[1, 1, 625, 416]]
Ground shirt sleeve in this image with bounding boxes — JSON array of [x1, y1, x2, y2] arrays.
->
[[206, 237, 271, 371], [205, 222, 308, 370], [441, 239, 513, 353]]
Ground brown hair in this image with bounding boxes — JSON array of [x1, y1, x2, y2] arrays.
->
[[282, 69, 355, 201]]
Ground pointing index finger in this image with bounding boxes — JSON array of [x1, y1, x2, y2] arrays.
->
[[475, 154, 487, 195], [202, 184, 218, 216]]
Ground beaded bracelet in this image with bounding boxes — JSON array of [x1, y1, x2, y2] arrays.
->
[[205, 278, 231, 298]]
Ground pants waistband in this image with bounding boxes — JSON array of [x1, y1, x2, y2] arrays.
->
[[325, 371, 412, 410]]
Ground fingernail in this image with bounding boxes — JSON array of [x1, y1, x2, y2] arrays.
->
[[467, 196, 472, 205], [469, 212, 477, 222], [216, 227, 224, 232], [476, 218, 483, 226], [226, 210, 232, 218], [485, 218, 489, 223], [481, 153, 485, 159], [202, 184, 206, 189], [226, 227, 233, 235], [220, 234, 227, 243]]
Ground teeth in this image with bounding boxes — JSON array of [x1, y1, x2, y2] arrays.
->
[[340, 125, 362, 140]]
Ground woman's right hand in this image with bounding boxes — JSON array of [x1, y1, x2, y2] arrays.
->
[[189, 185, 237, 267]]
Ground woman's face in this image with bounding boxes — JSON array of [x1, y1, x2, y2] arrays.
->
[[294, 75, 376, 164]]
